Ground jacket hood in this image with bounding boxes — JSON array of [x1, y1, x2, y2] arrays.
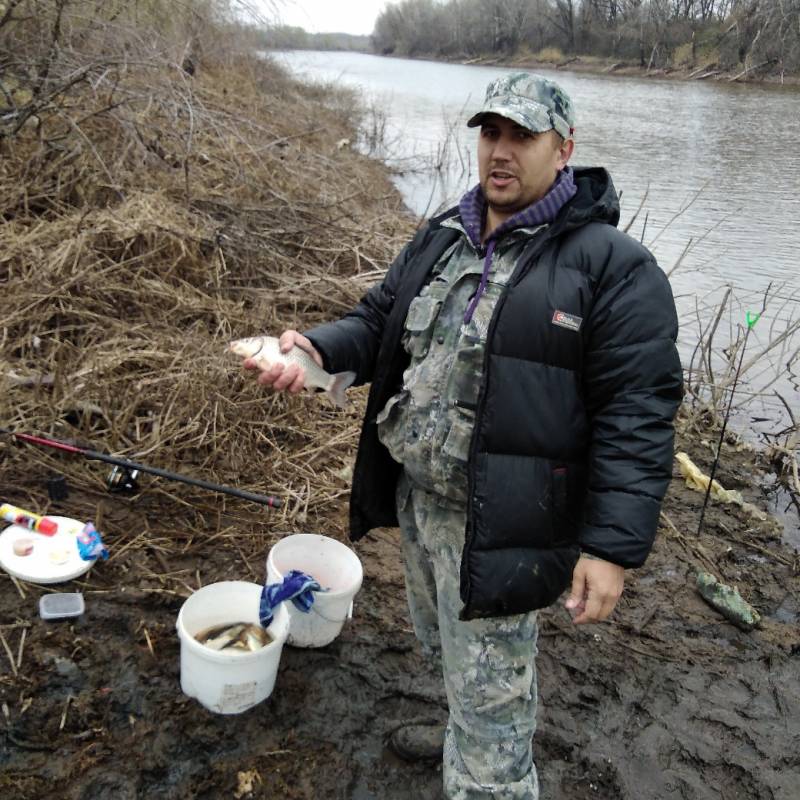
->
[[561, 166, 620, 229]]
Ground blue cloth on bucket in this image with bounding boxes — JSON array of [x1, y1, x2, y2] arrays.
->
[[259, 570, 323, 628]]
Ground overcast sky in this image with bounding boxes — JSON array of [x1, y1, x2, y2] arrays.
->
[[270, 0, 388, 35]]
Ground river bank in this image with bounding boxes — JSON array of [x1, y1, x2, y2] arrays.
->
[[1, 407, 797, 800], [456, 52, 800, 86], [1, 39, 798, 800], [274, 46, 800, 86]]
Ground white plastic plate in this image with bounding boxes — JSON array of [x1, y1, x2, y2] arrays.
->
[[0, 516, 95, 584]]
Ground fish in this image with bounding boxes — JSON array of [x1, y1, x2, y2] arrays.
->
[[229, 335, 356, 408], [194, 621, 273, 652]]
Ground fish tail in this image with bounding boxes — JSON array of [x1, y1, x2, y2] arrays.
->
[[328, 371, 356, 408]]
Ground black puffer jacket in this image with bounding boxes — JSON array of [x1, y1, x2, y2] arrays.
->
[[306, 167, 683, 619]]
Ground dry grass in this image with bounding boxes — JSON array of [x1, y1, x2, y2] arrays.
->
[[0, 10, 416, 575], [534, 47, 565, 64]]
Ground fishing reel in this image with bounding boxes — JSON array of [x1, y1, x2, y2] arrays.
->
[[106, 465, 141, 494]]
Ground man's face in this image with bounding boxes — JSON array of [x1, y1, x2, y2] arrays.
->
[[477, 114, 573, 221]]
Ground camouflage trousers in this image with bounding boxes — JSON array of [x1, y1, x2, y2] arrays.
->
[[396, 473, 540, 800]]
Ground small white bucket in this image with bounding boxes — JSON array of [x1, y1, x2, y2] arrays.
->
[[266, 533, 363, 648], [176, 581, 290, 715]]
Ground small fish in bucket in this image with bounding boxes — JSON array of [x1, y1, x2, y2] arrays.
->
[[176, 572, 323, 715]]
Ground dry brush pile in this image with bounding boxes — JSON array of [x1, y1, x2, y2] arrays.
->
[[0, 2, 416, 575]]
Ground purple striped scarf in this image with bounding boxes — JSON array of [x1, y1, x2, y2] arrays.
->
[[459, 167, 576, 323]]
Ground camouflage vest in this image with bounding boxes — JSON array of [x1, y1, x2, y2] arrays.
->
[[376, 219, 547, 502]]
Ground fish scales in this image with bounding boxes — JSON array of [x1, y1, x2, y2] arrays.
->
[[229, 335, 356, 407]]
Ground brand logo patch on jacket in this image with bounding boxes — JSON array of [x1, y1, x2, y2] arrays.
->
[[552, 310, 582, 332]]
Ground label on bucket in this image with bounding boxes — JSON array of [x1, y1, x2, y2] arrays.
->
[[220, 681, 258, 712]]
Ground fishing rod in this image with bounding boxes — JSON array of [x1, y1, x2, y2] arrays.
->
[[0, 427, 282, 509], [696, 306, 763, 535]]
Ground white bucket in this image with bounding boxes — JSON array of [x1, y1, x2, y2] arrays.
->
[[266, 533, 363, 648], [176, 581, 290, 715]]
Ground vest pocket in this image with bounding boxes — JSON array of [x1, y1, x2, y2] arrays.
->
[[452, 344, 482, 410], [375, 390, 409, 465], [442, 411, 474, 462], [403, 295, 442, 358]]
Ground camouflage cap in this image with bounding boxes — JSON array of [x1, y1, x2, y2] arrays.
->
[[467, 73, 575, 139]]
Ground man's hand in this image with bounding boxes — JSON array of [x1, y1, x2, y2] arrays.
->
[[243, 330, 323, 395], [565, 555, 625, 625]]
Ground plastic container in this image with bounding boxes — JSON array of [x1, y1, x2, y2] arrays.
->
[[266, 533, 363, 648], [176, 581, 289, 715], [39, 592, 85, 620]]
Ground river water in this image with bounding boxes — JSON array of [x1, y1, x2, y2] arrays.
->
[[274, 50, 800, 539]]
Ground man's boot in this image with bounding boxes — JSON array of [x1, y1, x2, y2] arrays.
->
[[388, 723, 446, 761]]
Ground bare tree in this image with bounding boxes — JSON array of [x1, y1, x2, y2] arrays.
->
[[368, 0, 800, 74]]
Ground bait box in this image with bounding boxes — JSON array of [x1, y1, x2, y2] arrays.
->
[[39, 592, 85, 620]]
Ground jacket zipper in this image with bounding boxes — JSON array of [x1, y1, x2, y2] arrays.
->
[[460, 228, 557, 614]]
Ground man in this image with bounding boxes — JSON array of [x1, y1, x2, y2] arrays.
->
[[242, 73, 683, 799]]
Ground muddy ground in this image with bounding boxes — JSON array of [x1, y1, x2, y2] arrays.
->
[[1, 419, 798, 800]]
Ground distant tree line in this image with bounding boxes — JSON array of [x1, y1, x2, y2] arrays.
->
[[258, 26, 371, 52], [372, 0, 800, 75]]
